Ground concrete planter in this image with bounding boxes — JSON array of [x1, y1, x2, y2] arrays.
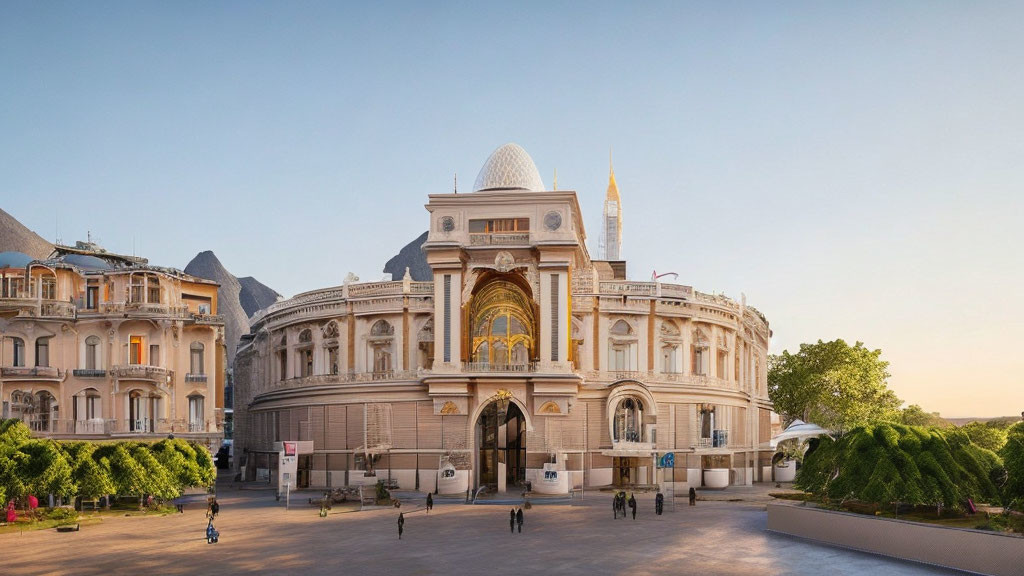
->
[[774, 460, 797, 482], [702, 468, 729, 488], [767, 503, 1023, 576]]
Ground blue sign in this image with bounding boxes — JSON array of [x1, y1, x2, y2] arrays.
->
[[658, 453, 675, 468]]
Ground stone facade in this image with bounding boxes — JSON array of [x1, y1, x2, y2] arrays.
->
[[0, 242, 227, 450], [234, 144, 776, 493]]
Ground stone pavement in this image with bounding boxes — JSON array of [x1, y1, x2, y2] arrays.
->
[[2, 485, 960, 576]]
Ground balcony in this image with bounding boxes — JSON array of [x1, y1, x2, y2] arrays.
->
[[461, 361, 538, 373], [190, 313, 224, 325], [696, 430, 730, 449], [110, 365, 169, 382], [187, 420, 208, 433], [0, 298, 76, 318], [185, 373, 208, 383], [469, 232, 530, 246], [72, 369, 108, 378], [1, 366, 64, 380], [98, 301, 191, 318], [71, 419, 115, 434]]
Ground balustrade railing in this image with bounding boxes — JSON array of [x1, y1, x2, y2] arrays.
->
[[185, 373, 208, 383], [72, 419, 114, 434], [468, 232, 530, 246], [110, 365, 168, 381], [72, 369, 108, 378], [462, 361, 537, 373], [1, 366, 63, 378]]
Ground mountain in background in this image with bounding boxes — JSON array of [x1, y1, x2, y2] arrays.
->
[[0, 208, 54, 260], [184, 251, 280, 367], [238, 276, 282, 318], [382, 230, 431, 281]]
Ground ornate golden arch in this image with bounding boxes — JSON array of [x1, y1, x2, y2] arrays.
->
[[467, 280, 537, 364]]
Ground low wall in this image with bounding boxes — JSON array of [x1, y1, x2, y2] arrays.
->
[[767, 503, 1023, 576]]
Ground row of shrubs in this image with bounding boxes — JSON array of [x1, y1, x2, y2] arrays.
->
[[0, 418, 215, 507], [796, 422, 1024, 512]]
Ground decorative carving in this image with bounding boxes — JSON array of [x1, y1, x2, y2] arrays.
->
[[321, 321, 340, 339], [543, 211, 562, 231], [494, 251, 515, 273], [440, 400, 460, 415], [440, 216, 455, 233], [539, 401, 561, 414]]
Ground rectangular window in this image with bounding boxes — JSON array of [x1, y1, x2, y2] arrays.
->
[[148, 286, 160, 304], [443, 275, 451, 363], [12, 339, 25, 367], [468, 218, 530, 233], [86, 286, 98, 310], [86, 343, 97, 370], [129, 336, 143, 365], [692, 347, 706, 375], [35, 338, 50, 367], [717, 351, 727, 379], [279, 351, 287, 380], [149, 344, 159, 366], [328, 347, 339, 375], [191, 348, 205, 375], [550, 274, 559, 361], [41, 277, 56, 300], [85, 395, 100, 420]]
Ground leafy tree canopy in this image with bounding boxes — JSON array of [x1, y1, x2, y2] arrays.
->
[[769, 339, 901, 432], [1000, 422, 1024, 511], [959, 422, 1008, 453], [899, 405, 950, 428]]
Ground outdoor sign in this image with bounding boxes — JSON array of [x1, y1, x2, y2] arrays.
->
[[278, 442, 298, 490], [658, 452, 675, 468]]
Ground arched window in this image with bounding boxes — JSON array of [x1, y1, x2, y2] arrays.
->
[[35, 337, 50, 368], [297, 329, 314, 377], [322, 321, 341, 376], [368, 320, 394, 375], [128, 390, 156, 433], [74, 388, 102, 431], [85, 336, 101, 370], [190, 342, 205, 375], [469, 280, 536, 367], [614, 397, 644, 442], [188, 394, 205, 431], [607, 320, 637, 371], [11, 337, 25, 367]]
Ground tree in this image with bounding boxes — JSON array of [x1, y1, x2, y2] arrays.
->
[[797, 423, 1002, 509], [768, 340, 901, 432], [1000, 422, 1024, 511], [17, 440, 76, 501], [959, 422, 1008, 453], [65, 443, 115, 502], [131, 445, 178, 500], [899, 405, 950, 428], [151, 439, 215, 490]]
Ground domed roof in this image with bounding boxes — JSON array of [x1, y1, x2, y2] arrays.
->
[[59, 254, 112, 270], [0, 251, 32, 269], [473, 143, 545, 192]]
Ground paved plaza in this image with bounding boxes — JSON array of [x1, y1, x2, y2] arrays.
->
[[3, 485, 960, 575]]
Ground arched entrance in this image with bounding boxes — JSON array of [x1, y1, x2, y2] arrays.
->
[[475, 396, 527, 492]]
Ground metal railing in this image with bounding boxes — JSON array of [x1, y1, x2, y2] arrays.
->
[[72, 419, 114, 434], [187, 420, 207, 433], [185, 373, 208, 383], [72, 369, 108, 378]]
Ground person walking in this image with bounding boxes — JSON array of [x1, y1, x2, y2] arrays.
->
[[211, 498, 220, 518], [628, 493, 637, 520], [426, 492, 433, 514], [612, 494, 618, 519], [689, 486, 696, 506], [655, 492, 664, 515], [510, 508, 516, 533], [515, 507, 524, 533], [398, 512, 405, 540]]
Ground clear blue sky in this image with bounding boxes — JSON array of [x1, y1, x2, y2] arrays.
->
[[2, 2, 1022, 417]]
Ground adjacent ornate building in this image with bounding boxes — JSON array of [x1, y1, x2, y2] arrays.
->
[[0, 242, 226, 449], [234, 143, 776, 494]]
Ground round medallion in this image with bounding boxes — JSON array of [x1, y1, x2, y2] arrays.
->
[[544, 211, 562, 231], [440, 216, 455, 233]]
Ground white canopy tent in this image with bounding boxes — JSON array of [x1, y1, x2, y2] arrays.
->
[[770, 419, 832, 449]]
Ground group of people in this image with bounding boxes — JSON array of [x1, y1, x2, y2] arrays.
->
[[509, 507, 525, 533], [612, 491, 637, 519]]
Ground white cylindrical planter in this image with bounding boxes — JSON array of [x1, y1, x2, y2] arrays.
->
[[774, 461, 797, 482], [437, 469, 469, 495]]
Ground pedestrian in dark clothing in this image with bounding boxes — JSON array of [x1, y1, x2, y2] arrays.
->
[[398, 512, 405, 539], [689, 487, 696, 506], [510, 508, 516, 533], [515, 507, 524, 533], [426, 493, 433, 513], [655, 492, 664, 515], [628, 493, 637, 520], [612, 495, 618, 519]]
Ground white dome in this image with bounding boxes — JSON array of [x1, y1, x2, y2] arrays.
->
[[473, 143, 545, 192]]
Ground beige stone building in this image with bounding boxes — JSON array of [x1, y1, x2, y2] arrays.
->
[[234, 143, 776, 494], [0, 242, 226, 449]]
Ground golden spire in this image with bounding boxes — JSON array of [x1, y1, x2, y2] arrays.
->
[[606, 148, 619, 202]]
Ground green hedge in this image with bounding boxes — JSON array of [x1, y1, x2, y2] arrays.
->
[[0, 419, 215, 504], [1001, 422, 1024, 511], [796, 423, 1003, 509]]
